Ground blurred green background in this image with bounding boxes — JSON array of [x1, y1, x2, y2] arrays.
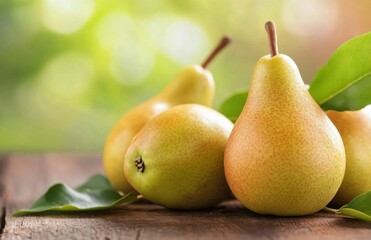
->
[[0, 0, 370, 152]]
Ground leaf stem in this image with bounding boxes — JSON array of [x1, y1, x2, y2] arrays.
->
[[323, 207, 339, 214]]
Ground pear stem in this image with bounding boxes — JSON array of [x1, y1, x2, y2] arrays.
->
[[265, 21, 279, 57], [201, 36, 231, 68]]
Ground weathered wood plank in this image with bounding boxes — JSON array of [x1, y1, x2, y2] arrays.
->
[[0, 155, 7, 236], [2, 154, 103, 213], [1, 154, 371, 240]]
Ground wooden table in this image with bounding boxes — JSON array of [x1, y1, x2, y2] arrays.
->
[[1, 154, 371, 239]]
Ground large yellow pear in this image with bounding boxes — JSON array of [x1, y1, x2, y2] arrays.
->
[[103, 37, 230, 192], [124, 104, 233, 210], [224, 22, 346, 216], [327, 106, 371, 207]]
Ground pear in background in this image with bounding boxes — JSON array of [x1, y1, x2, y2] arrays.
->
[[124, 104, 233, 210], [224, 21, 345, 216], [103, 37, 231, 192], [327, 106, 371, 207]]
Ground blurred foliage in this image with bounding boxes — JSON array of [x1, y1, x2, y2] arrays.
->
[[0, 0, 371, 152]]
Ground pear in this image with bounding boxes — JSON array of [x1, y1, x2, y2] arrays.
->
[[103, 37, 230, 193], [224, 21, 346, 216], [327, 106, 371, 207], [124, 104, 233, 210]]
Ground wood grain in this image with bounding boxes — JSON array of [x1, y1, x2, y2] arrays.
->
[[1, 154, 371, 240], [0, 155, 7, 236]]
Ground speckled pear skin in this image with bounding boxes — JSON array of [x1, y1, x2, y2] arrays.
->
[[224, 54, 346, 216], [327, 107, 371, 208], [124, 104, 233, 210], [103, 65, 215, 193]]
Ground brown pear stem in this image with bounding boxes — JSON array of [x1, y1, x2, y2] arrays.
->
[[201, 36, 231, 68], [265, 21, 279, 57]]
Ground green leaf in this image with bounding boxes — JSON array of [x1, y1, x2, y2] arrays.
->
[[319, 74, 371, 111], [325, 191, 371, 222], [219, 91, 248, 123], [309, 32, 371, 110], [76, 174, 114, 191], [13, 174, 138, 216]]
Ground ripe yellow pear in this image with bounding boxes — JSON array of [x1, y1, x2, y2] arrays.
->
[[103, 37, 231, 192], [224, 21, 346, 216], [327, 106, 371, 207], [124, 104, 233, 210]]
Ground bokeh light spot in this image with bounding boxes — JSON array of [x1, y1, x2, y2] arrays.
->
[[163, 20, 209, 65], [41, 0, 95, 34], [281, 0, 339, 37], [110, 41, 154, 86], [96, 12, 134, 50], [38, 52, 95, 100], [96, 12, 154, 85]]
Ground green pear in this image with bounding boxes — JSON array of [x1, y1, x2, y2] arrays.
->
[[124, 104, 233, 210], [224, 21, 346, 216], [327, 106, 371, 207], [103, 37, 230, 193]]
